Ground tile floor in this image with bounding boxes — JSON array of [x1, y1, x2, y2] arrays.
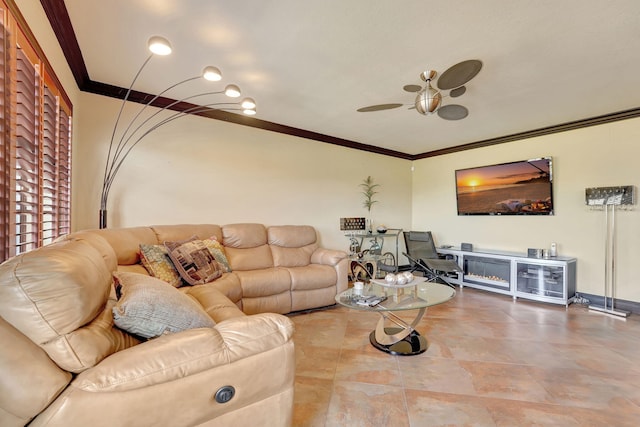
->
[[288, 287, 640, 426]]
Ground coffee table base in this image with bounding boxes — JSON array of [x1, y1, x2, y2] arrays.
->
[[369, 328, 428, 355]]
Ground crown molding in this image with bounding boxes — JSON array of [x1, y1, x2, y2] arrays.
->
[[39, 0, 640, 161]]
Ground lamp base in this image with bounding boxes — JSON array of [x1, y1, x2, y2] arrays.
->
[[588, 304, 630, 318], [99, 209, 107, 229]]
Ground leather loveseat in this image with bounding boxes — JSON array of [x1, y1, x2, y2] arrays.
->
[[0, 223, 348, 427]]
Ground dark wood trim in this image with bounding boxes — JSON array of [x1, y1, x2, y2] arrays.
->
[[40, 0, 640, 161], [83, 80, 414, 159], [414, 107, 640, 159], [39, 0, 89, 89]]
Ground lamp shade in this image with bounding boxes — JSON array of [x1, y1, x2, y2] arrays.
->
[[224, 84, 241, 98], [203, 66, 222, 81], [101, 36, 257, 229], [241, 97, 256, 109], [147, 36, 172, 55]]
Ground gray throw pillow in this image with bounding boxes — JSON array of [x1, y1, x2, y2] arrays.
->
[[112, 272, 215, 339]]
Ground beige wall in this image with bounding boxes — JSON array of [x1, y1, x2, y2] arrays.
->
[[73, 92, 413, 252], [412, 118, 640, 302], [20, 0, 640, 303]]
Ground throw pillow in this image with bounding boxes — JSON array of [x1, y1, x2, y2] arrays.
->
[[164, 237, 223, 285], [139, 244, 183, 287], [112, 272, 215, 339], [202, 237, 232, 272]]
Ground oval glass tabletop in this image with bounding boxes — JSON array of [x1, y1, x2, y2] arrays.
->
[[335, 278, 455, 312]]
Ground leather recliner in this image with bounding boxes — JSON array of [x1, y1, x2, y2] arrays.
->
[[0, 223, 347, 426]]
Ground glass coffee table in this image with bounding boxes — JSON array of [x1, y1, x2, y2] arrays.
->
[[335, 278, 455, 355]]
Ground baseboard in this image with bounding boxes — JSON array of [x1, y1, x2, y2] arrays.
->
[[578, 293, 640, 315]]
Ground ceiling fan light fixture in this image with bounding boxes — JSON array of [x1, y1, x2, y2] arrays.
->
[[147, 36, 172, 55], [357, 62, 480, 120], [415, 83, 442, 115], [419, 70, 438, 82]]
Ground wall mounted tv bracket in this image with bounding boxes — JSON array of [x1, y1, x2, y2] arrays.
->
[[585, 186, 635, 206]]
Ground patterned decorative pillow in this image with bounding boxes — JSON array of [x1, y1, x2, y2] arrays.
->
[[112, 272, 215, 339], [164, 237, 223, 286], [202, 237, 232, 272], [139, 244, 183, 287]]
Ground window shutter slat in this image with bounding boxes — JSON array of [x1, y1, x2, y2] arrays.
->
[[0, 2, 72, 259]]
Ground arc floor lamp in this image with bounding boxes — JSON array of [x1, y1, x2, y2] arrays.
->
[[99, 36, 256, 228]]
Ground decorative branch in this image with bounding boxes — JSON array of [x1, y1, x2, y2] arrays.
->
[[360, 176, 380, 212]]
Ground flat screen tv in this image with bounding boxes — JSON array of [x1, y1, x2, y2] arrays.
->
[[455, 157, 553, 215]]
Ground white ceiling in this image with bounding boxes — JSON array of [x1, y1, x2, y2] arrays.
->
[[64, 0, 640, 156]]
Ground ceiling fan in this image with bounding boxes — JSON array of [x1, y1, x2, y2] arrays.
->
[[357, 59, 482, 120]]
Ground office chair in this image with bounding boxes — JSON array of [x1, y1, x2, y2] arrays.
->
[[402, 231, 462, 286]]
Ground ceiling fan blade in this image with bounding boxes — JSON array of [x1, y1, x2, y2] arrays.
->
[[357, 103, 403, 112], [449, 86, 466, 98], [403, 84, 421, 93], [436, 60, 482, 90], [437, 104, 469, 120]]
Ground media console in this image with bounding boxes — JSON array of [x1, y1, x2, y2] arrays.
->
[[437, 247, 576, 306]]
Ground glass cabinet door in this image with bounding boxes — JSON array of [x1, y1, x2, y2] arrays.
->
[[516, 262, 564, 298]]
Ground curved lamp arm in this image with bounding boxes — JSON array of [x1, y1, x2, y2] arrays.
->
[[99, 37, 255, 229], [103, 89, 226, 196], [100, 101, 244, 214]]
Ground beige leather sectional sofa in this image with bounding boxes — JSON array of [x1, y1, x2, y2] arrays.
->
[[0, 223, 348, 427]]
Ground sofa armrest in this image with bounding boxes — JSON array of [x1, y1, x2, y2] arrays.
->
[[32, 313, 295, 427], [310, 248, 347, 266], [73, 313, 293, 392]]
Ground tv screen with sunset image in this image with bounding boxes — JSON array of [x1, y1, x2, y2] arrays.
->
[[455, 158, 553, 215]]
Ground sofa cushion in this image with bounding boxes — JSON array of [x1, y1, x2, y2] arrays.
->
[[0, 316, 72, 423], [270, 245, 316, 267], [139, 244, 183, 287], [268, 225, 320, 267], [222, 223, 267, 249], [225, 244, 274, 271], [288, 264, 337, 291], [151, 224, 223, 244], [234, 268, 291, 298], [83, 227, 158, 265], [112, 272, 215, 339], [0, 238, 139, 373], [185, 284, 245, 323], [267, 225, 317, 247], [164, 238, 223, 286]]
